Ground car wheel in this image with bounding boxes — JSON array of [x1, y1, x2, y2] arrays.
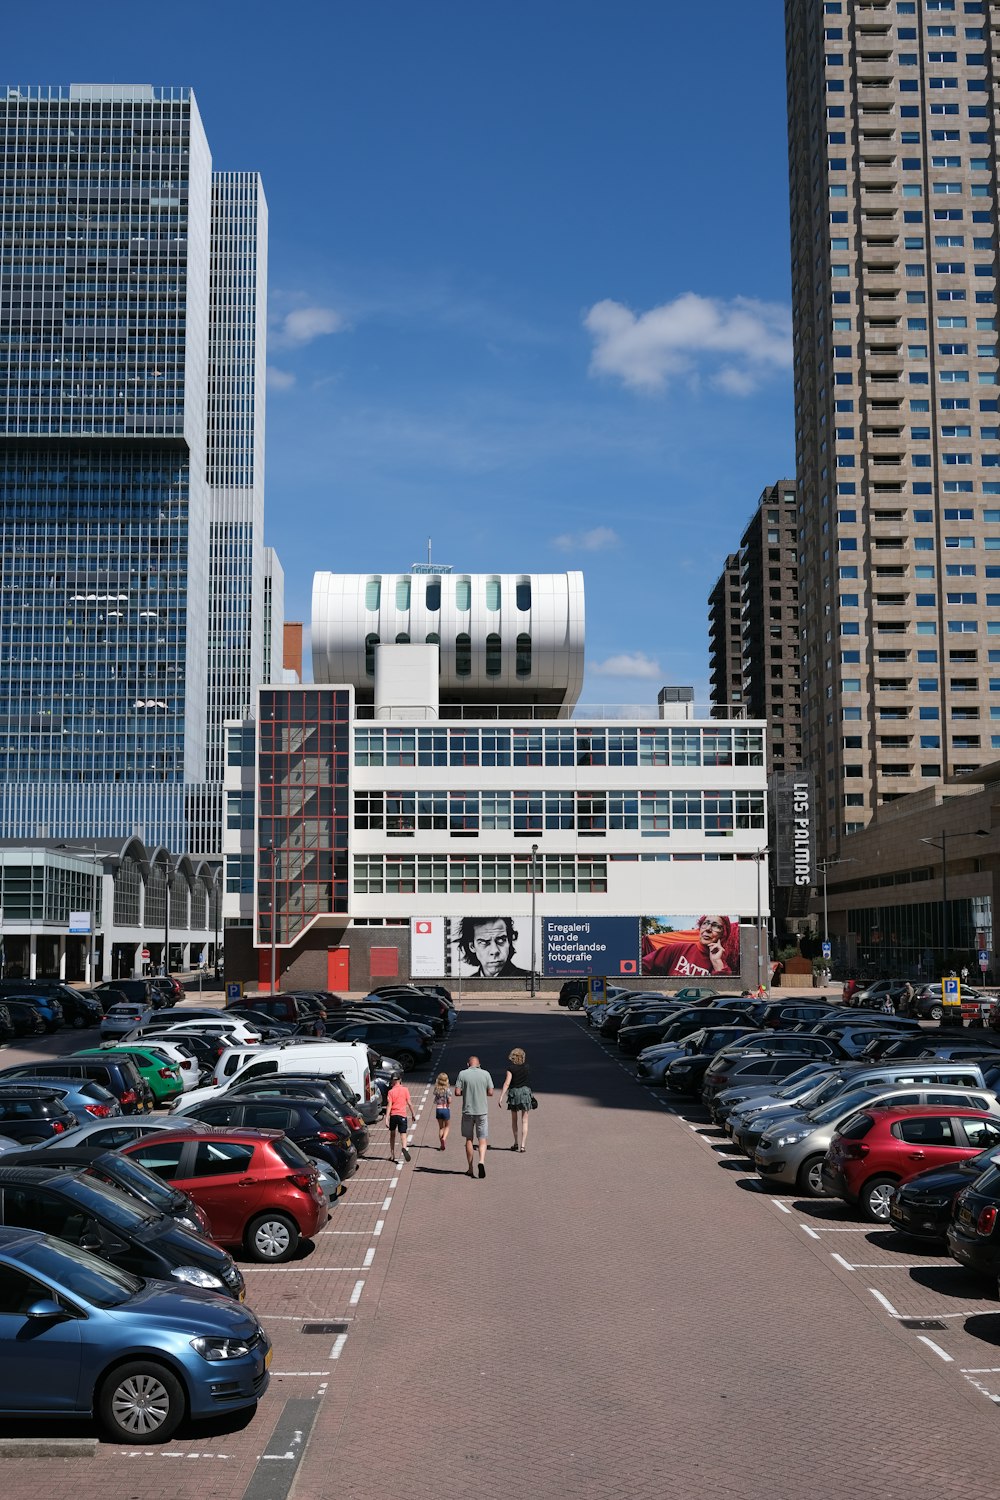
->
[[796, 1154, 828, 1198], [71, 1014, 85, 1029], [245, 1211, 300, 1263], [860, 1176, 898, 1223], [929, 1005, 943, 1022], [98, 1360, 185, 1443], [395, 1050, 415, 1071]]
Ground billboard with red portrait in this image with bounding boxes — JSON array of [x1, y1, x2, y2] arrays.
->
[[640, 914, 741, 979]]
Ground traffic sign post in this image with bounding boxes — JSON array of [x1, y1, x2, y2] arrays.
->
[[588, 976, 607, 1005], [822, 941, 831, 961], [942, 975, 961, 1026], [979, 948, 989, 976], [226, 980, 243, 1004]]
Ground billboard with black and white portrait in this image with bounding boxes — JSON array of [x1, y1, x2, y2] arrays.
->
[[447, 916, 533, 978]]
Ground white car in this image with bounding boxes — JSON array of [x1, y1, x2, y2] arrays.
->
[[128, 1016, 263, 1048]]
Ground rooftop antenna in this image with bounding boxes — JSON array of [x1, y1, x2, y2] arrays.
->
[[411, 537, 453, 574]]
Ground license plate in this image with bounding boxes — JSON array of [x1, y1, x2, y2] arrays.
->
[[960, 1206, 974, 1226], [239, 1289, 246, 1302], [264, 1346, 273, 1369]]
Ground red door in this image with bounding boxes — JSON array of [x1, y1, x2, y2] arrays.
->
[[328, 947, 350, 990]]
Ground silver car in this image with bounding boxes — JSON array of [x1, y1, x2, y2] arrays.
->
[[27, 1116, 214, 1151], [754, 1083, 1000, 1196]]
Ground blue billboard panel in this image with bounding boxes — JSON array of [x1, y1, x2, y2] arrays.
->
[[543, 917, 639, 977]]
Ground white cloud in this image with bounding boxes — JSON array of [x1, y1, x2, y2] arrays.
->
[[272, 306, 345, 348], [584, 291, 792, 395], [267, 366, 297, 391], [552, 525, 621, 552], [591, 651, 662, 680]]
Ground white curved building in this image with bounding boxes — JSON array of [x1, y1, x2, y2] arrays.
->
[[311, 571, 585, 715]]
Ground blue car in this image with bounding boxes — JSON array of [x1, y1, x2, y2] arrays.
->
[[0, 1226, 270, 1442], [0, 1076, 122, 1125]]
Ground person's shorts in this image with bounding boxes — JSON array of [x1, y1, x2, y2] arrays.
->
[[436, 1107, 451, 1121], [461, 1113, 489, 1141], [389, 1113, 409, 1133]]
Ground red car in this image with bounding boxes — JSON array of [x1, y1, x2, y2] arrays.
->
[[121, 1126, 329, 1262], [821, 1105, 1000, 1223]]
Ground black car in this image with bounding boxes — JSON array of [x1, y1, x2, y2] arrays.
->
[[558, 979, 587, 1009], [218, 1007, 297, 1041], [760, 1003, 839, 1030], [2, 1000, 46, 1039], [0, 1005, 12, 1045], [363, 988, 452, 1031], [0, 1089, 78, 1143], [617, 1007, 700, 1055], [55, 989, 103, 1029], [225, 1074, 371, 1154], [94, 979, 162, 1012], [889, 1148, 1000, 1245], [662, 1027, 760, 1094], [948, 1157, 1000, 1277], [606, 1003, 680, 1044], [620, 1006, 727, 1055], [0, 1056, 153, 1114], [0, 1163, 244, 1298], [329, 1020, 434, 1071], [9, 1147, 211, 1238], [190, 1095, 359, 1180]]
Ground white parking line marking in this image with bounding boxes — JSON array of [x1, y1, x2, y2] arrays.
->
[[243, 1266, 366, 1273], [831, 1253, 854, 1271], [962, 1366, 1000, 1374], [869, 1289, 901, 1317], [918, 1336, 954, 1363], [373, 1219, 384, 1236], [382, 1196, 392, 1210], [329, 1335, 348, 1360], [801, 1226, 821, 1240], [349, 1279, 365, 1305], [808, 1225, 871, 1232], [774, 1201, 792, 1214], [363, 1248, 375, 1268], [323, 1230, 370, 1235], [847, 1263, 937, 1271], [335, 1201, 384, 1207], [271, 1372, 330, 1377]]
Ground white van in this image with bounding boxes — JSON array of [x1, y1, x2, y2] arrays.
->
[[172, 1039, 375, 1115]]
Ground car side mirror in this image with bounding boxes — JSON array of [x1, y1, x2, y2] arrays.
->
[[25, 1298, 68, 1321]]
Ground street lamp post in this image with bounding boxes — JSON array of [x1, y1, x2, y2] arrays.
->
[[214, 867, 222, 983], [920, 829, 990, 1022], [756, 848, 769, 993], [818, 856, 856, 961], [530, 843, 539, 998], [163, 859, 172, 981]]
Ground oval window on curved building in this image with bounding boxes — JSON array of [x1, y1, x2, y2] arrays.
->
[[395, 576, 411, 611], [516, 633, 532, 677], [486, 633, 502, 676], [456, 633, 472, 676], [515, 578, 531, 611], [485, 577, 501, 611], [365, 577, 381, 611], [455, 577, 471, 611], [365, 633, 380, 676], [395, 632, 410, 644], [426, 632, 440, 646], [425, 579, 441, 611]]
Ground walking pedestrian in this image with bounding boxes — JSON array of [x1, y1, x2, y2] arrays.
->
[[454, 1054, 494, 1178], [433, 1071, 452, 1151], [900, 981, 915, 1018], [386, 1075, 416, 1164], [497, 1047, 533, 1153]]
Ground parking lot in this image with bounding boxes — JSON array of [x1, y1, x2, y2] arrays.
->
[[3, 996, 1000, 1499]]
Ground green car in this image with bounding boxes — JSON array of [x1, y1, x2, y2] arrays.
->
[[76, 1044, 184, 1105]]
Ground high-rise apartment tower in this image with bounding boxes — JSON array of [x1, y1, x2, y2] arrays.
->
[[0, 85, 271, 854], [786, 1, 1000, 858]]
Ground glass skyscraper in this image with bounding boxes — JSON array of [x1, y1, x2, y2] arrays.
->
[[0, 84, 271, 854]]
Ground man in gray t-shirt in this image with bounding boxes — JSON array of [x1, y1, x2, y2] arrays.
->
[[455, 1055, 494, 1178]]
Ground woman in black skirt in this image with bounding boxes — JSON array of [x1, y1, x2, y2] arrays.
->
[[497, 1046, 532, 1153]]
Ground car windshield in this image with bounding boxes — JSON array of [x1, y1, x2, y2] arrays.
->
[[798, 1072, 852, 1108], [272, 1137, 312, 1169], [88, 1155, 179, 1211], [18, 1234, 142, 1307], [771, 1066, 830, 1096], [58, 1172, 158, 1230], [807, 1088, 881, 1125]]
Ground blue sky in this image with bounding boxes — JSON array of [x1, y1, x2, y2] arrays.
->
[[7, 1, 795, 703]]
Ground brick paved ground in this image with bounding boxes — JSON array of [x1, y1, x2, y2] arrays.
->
[[3, 997, 1000, 1500]]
